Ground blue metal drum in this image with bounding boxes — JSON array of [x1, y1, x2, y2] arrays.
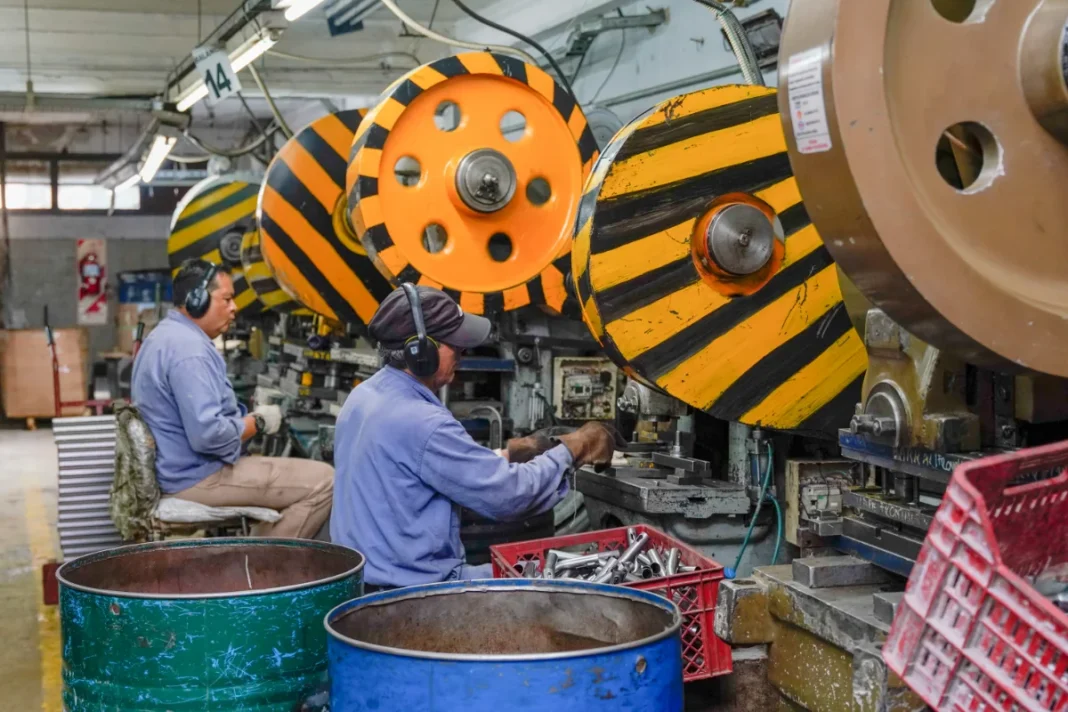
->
[[326, 578, 683, 711]]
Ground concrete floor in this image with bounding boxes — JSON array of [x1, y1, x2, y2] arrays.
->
[[0, 425, 62, 710]]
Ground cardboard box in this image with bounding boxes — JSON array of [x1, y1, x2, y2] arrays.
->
[[116, 303, 168, 354], [0, 328, 89, 418]]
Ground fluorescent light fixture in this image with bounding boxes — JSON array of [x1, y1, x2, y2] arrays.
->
[[175, 83, 210, 112], [139, 135, 177, 183], [114, 174, 141, 193], [231, 32, 278, 71], [172, 28, 280, 112], [285, 0, 326, 21]]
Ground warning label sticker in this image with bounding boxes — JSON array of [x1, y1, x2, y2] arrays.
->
[[787, 48, 833, 155]]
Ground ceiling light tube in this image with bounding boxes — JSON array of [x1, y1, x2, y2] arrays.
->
[[175, 83, 210, 112], [139, 135, 177, 183], [284, 0, 326, 21], [172, 28, 280, 112], [231, 32, 278, 72], [115, 174, 141, 193]]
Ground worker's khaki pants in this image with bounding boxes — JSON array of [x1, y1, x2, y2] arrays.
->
[[173, 456, 334, 539]]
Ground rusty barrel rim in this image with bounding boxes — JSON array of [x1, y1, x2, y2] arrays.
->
[[325, 577, 681, 663], [57, 537, 365, 600]]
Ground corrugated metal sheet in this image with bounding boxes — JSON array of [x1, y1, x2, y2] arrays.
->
[[54, 415, 124, 559]]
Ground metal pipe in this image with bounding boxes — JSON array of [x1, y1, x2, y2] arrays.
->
[[618, 533, 650, 567], [690, 0, 765, 86], [666, 548, 681, 576], [591, 558, 620, 584], [543, 551, 558, 579], [647, 549, 665, 576], [554, 552, 613, 572], [600, 64, 748, 109], [548, 549, 580, 561]]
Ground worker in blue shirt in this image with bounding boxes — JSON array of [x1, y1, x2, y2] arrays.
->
[[132, 259, 333, 538], [331, 284, 616, 590]]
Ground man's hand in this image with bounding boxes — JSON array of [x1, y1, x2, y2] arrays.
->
[[253, 404, 283, 435], [557, 422, 623, 469], [504, 433, 555, 463]]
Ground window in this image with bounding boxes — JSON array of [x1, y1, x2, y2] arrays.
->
[[57, 160, 140, 211], [1, 159, 50, 209]]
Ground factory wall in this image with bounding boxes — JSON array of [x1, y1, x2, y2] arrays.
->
[[3, 214, 170, 360]]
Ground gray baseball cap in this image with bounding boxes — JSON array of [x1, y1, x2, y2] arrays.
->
[[369, 285, 492, 349]]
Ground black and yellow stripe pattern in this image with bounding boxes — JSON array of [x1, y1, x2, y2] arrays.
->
[[239, 230, 313, 316], [347, 51, 600, 316], [572, 85, 867, 435], [258, 109, 392, 332], [168, 175, 263, 316]]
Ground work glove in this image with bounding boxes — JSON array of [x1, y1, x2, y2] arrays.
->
[[556, 422, 626, 470], [504, 433, 555, 463], [253, 404, 283, 436]]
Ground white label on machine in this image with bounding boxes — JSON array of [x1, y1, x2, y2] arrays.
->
[[192, 45, 241, 106], [787, 48, 832, 154]]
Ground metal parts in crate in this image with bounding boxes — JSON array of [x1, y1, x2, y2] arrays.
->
[[490, 524, 732, 682], [551, 356, 617, 421]]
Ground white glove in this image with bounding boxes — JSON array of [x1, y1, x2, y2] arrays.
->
[[253, 404, 283, 435]]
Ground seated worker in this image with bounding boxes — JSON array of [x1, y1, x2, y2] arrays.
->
[[132, 258, 333, 538], [331, 284, 616, 591]]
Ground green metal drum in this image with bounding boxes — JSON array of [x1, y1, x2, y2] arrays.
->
[[57, 538, 364, 711]]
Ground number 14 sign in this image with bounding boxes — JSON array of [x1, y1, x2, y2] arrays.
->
[[192, 45, 242, 105]]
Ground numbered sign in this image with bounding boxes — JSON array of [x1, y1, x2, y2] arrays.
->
[[192, 45, 241, 105]]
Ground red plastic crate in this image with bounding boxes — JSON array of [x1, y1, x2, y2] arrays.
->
[[884, 441, 1068, 711], [490, 524, 732, 682]]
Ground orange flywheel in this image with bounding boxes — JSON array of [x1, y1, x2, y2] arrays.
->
[[257, 109, 392, 333], [168, 174, 264, 316], [347, 52, 600, 316]]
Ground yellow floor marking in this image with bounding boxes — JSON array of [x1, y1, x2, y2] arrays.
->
[[24, 473, 61, 711]]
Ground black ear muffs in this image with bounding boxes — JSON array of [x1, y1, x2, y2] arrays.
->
[[185, 263, 219, 319], [400, 282, 439, 378]]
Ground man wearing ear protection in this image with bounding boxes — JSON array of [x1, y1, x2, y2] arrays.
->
[[331, 284, 617, 591], [131, 258, 334, 538]]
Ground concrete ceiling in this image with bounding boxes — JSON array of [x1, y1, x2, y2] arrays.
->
[[0, 0, 495, 101]]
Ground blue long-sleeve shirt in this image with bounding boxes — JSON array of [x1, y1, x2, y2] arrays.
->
[[131, 310, 246, 494], [331, 366, 572, 587]]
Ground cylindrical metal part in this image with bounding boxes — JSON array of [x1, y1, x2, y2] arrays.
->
[[544, 551, 559, 579], [58, 539, 364, 711], [666, 548, 681, 576], [549, 549, 580, 560], [619, 533, 651, 567], [705, 203, 779, 275], [678, 565, 698, 573], [627, 527, 638, 545], [648, 549, 666, 576], [327, 579, 684, 711], [637, 553, 653, 567], [455, 148, 518, 213], [554, 551, 613, 572], [592, 558, 620, 584]]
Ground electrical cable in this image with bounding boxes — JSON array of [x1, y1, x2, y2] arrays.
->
[[569, 50, 588, 85], [729, 441, 773, 577], [246, 63, 293, 139], [238, 92, 271, 145], [690, 0, 765, 86], [449, 0, 577, 102], [266, 48, 422, 68], [182, 126, 276, 158], [766, 492, 783, 565], [378, 0, 538, 65], [588, 27, 627, 104]]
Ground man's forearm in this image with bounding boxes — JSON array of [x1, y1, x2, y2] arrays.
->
[[240, 414, 258, 442]]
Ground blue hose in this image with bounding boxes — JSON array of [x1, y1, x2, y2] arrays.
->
[[766, 492, 784, 565], [729, 441, 773, 577]]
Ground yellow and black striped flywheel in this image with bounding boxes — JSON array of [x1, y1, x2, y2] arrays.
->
[[168, 174, 264, 316], [239, 230, 313, 316], [257, 109, 392, 331], [347, 52, 600, 316], [572, 85, 868, 435]]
